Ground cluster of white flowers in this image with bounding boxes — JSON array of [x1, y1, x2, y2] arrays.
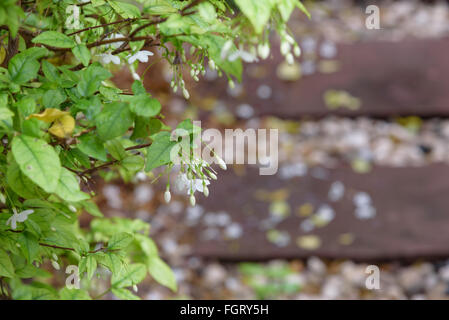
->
[[189, 62, 205, 82], [170, 77, 190, 100], [279, 31, 301, 65], [164, 154, 226, 206]]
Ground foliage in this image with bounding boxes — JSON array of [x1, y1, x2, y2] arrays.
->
[[0, 0, 308, 300]]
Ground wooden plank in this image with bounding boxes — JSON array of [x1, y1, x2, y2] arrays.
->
[[194, 37, 449, 119], [192, 163, 449, 261]]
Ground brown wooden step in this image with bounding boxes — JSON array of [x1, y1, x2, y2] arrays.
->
[[193, 37, 449, 119], [192, 163, 449, 261]]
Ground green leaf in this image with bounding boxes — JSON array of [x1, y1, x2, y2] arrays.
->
[[296, 1, 310, 19], [234, 0, 274, 34], [112, 263, 147, 288], [41, 60, 60, 83], [16, 97, 37, 117], [96, 102, 134, 141], [11, 135, 61, 193], [78, 133, 108, 162], [277, 0, 296, 22], [0, 248, 15, 278], [8, 48, 47, 84], [131, 80, 146, 95], [59, 288, 92, 300], [82, 201, 104, 218], [42, 89, 66, 109], [135, 234, 158, 258], [108, 0, 141, 18], [17, 232, 40, 263], [77, 64, 111, 97], [147, 256, 176, 291], [111, 287, 140, 300], [7, 160, 41, 199], [32, 31, 76, 48], [72, 44, 91, 67], [122, 155, 144, 172], [129, 94, 161, 118], [108, 232, 133, 250], [79, 255, 97, 281], [0, 93, 13, 121], [96, 252, 123, 274], [105, 138, 127, 160], [55, 168, 90, 202], [145, 131, 177, 172]]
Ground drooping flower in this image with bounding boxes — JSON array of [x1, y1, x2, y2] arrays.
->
[[127, 50, 154, 64], [99, 53, 120, 65], [258, 43, 270, 59], [105, 33, 124, 49], [228, 49, 258, 63], [164, 188, 171, 203], [6, 209, 34, 230], [220, 40, 234, 60]]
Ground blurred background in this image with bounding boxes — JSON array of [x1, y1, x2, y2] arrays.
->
[[97, 0, 449, 299]]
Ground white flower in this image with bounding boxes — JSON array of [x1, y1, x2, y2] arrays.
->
[[175, 173, 210, 195], [258, 43, 270, 59], [51, 260, 60, 270], [215, 154, 227, 170], [228, 49, 258, 63], [127, 50, 154, 64], [285, 53, 294, 65], [293, 45, 301, 57], [105, 33, 124, 49], [182, 87, 190, 100], [280, 41, 291, 56], [6, 209, 34, 230], [99, 53, 120, 65], [220, 40, 234, 60], [189, 194, 196, 206], [164, 189, 171, 203]]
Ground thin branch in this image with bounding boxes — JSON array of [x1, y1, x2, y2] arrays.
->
[[39, 242, 109, 254], [78, 142, 152, 176], [67, 18, 137, 36]]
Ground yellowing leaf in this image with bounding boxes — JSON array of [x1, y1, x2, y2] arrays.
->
[[48, 114, 75, 138], [0, 46, 6, 65], [28, 108, 69, 123]]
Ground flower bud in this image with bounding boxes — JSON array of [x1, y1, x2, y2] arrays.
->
[[183, 88, 190, 99], [133, 285, 138, 293], [208, 59, 215, 70], [51, 260, 60, 270], [280, 41, 291, 56], [258, 43, 270, 59], [215, 155, 227, 170], [190, 194, 196, 206], [286, 53, 294, 65], [203, 185, 209, 197], [208, 172, 217, 180], [293, 45, 301, 57], [164, 189, 171, 203]]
